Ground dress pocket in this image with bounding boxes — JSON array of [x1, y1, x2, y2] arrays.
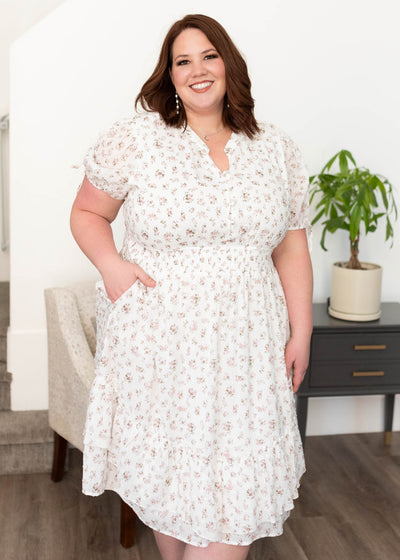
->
[[94, 279, 141, 360], [95, 279, 139, 306]]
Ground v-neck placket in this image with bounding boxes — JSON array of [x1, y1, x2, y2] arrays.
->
[[183, 125, 241, 242], [185, 125, 234, 180]]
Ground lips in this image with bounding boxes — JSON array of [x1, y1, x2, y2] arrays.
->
[[189, 81, 213, 92]]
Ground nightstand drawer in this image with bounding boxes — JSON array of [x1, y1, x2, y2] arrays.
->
[[309, 361, 399, 388], [311, 333, 400, 362]]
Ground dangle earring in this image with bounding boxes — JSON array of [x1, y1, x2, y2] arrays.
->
[[175, 92, 180, 115]]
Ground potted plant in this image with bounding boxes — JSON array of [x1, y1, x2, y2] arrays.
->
[[310, 149, 398, 321]]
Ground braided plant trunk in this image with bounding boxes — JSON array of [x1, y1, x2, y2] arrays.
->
[[348, 235, 362, 269]]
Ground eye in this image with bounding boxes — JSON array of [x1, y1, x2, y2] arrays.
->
[[205, 53, 218, 60], [177, 59, 190, 66]]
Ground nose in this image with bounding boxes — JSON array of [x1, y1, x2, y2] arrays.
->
[[191, 59, 207, 77]]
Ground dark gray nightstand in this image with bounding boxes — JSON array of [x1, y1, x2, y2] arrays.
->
[[296, 302, 400, 447]]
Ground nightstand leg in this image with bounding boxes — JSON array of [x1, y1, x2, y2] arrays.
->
[[296, 396, 308, 449], [384, 394, 395, 446]]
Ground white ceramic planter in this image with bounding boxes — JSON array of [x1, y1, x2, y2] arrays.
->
[[329, 262, 382, 321]]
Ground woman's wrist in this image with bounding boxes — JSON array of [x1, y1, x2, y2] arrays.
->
[[97, 253, 124, 277], [290, 323, 313, 341]]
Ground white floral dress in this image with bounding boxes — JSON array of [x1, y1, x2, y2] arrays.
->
[[82, 111, 309, 547]]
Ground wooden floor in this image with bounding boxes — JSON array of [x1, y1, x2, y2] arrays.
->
[[1, 432, 400, 560]]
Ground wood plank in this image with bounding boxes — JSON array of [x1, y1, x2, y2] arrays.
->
[[304, 434, 400, 559], [1, 434, 400, 559], [248, 523, 308, 560]]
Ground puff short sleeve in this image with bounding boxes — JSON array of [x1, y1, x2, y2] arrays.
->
[[280, 130, 310, 232], [83, 119, 135, 200]]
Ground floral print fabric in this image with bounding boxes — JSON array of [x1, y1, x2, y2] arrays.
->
[[82, 112, 309, 546]]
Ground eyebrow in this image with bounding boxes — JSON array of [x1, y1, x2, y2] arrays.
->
[[174, 48, 217, 61]]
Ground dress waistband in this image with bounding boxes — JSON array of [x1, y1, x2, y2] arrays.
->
[[121, 244, 273, 278]]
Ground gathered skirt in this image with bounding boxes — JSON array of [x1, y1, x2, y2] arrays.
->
[[82, 244, 306, 546]]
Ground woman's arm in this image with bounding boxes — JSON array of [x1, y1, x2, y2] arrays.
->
[[272, 228, 313, 393], [70, 176, 155, 302]]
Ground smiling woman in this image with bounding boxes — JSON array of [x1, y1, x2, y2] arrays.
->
[[135, 14, 259, 138], [70, 12, 312, 560]]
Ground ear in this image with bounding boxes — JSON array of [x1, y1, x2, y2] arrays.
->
[[169, 67, 174, 87]]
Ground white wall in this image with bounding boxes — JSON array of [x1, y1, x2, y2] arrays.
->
[[8, 0, 400, 435], [0, 0, 66, 280]]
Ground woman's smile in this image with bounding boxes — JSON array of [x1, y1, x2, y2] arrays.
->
[[190, 80, 214, 92]]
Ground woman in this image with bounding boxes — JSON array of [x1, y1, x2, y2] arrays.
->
[[71, 13, 313, 560]]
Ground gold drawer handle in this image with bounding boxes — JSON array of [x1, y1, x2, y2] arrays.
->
[[352, 371, 385, 377], [353, 344, 387, 351]]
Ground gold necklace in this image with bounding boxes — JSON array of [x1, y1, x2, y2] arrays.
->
[[190, 124, 225, 142]]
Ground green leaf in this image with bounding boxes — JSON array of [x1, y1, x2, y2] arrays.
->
[[362, 185, 372, 207], [324, 216, 349, 233], [320, 226, 329, 251], [386, 217, 394, 242], [349, 205, 362, 241], [321, 153, 340, 173], [365, 181, 379, 207], [339, 152, 349, 173], [336, 182, 354, 198], [309, 189, 319, 204], [336, 202, 348, 214], [361, 205, 370, 232], [315, 198, 328, 209], [343, 150, 357, 167], [319, 173, 340, 183], [311, 207, 326, 225], [377, 179, 389, 209], [324, 198, 332, 214], [357, 184, 367, 205]]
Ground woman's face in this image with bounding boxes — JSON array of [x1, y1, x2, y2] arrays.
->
[[170, 28, 226, 119]]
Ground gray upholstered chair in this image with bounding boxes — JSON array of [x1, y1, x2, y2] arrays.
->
[[45, 282, 136, 548]]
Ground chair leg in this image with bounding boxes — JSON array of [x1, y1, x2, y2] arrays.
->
[[51, 431, 68, 482], [120, 498, 136, 548]]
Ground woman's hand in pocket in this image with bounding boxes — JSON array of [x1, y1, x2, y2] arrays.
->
[[101, 258, 156, 303]]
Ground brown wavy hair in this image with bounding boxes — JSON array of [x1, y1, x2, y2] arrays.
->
[[135, 14, 260, 139]]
